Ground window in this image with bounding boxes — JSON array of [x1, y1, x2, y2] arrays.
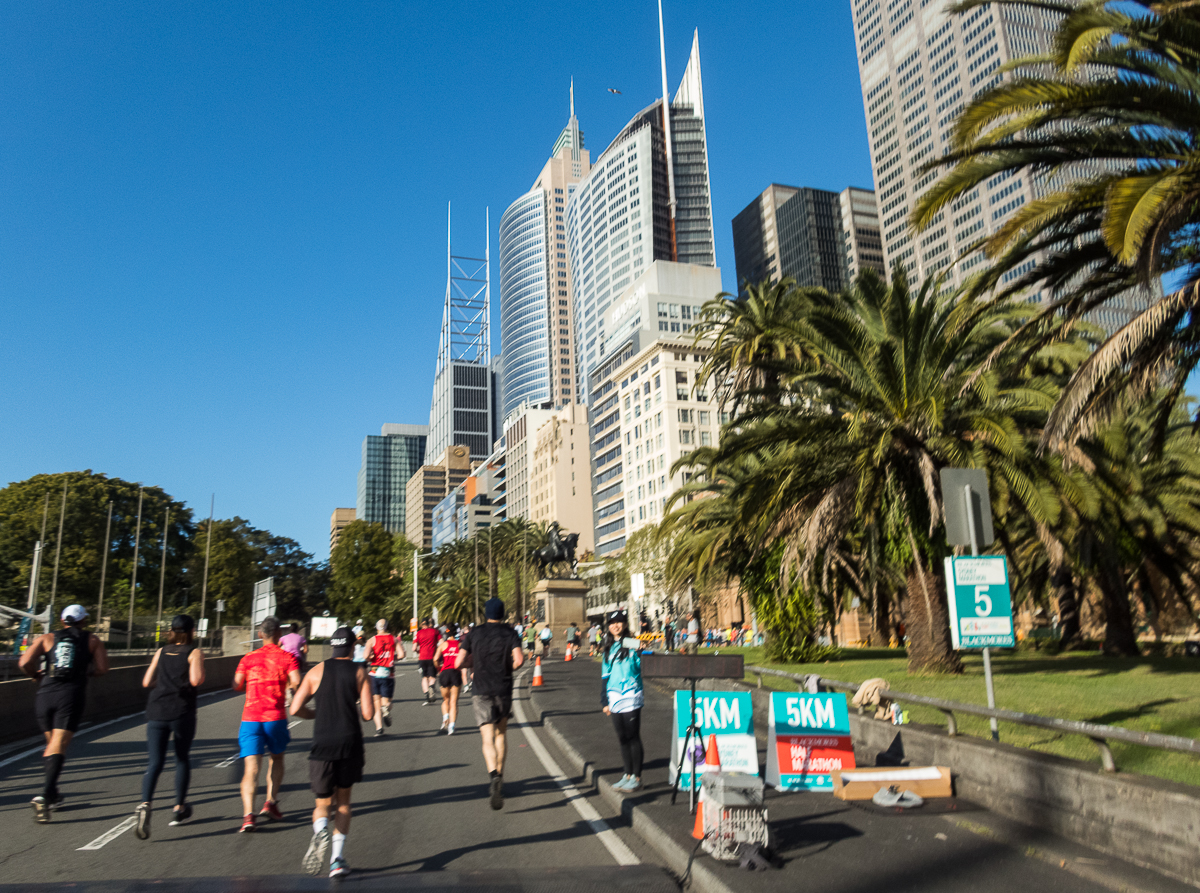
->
[[679, 430, 693, 444], [700, 431, 712, 446], [676, 389, 688, 401], [677, 408, 693, 423], [675, 370, 688, 384], [698, 411, 710, 425], [654, 374, 660, 389]]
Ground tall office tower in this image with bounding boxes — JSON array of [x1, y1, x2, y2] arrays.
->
[[356, 423, 428, 534], [329, 508, 356, 558], [501, 403, 558, 522], [839, 187, 886, 280], [498, 86, 593, 420], [530, 403, 594, 553], [428, 208, 495, 462], [849, 1, 1060, 290], [403, 444, 473, 551], [732, 185, 849, 293], [566, 28, 715, 397]]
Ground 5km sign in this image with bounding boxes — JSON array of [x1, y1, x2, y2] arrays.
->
[[943, 556, 1016, 649]]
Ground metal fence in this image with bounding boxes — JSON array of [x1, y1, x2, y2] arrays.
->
[[747, 664, 1200, 773]]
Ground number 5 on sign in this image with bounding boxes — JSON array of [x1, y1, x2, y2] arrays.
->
[[943, 556, 1015, 650]]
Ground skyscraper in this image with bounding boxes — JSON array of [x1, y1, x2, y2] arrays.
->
[[566, 29, 715, 397], [732, 185, 849, 293], [839, 187, 886, 281], [356, 424, 428, 534], [428, 209, 496, 462], [498, 85, 592, 419], [849, 1, 1058, 290]]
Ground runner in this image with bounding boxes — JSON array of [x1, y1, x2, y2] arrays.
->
[[18, 604, 110, 823], [538, 623, 553, 659], [433, 623, 462, 734], [232, 615, 300, 833], [414, 617, 440, 706], [565, 622, 580, 660], [290, 627, 372, 879], [135, 614, 205, 839], [456, 597, 523, 810], [363, 619, 403, 736], [279, 623, 308, 706], [351, 621, 367, 669]]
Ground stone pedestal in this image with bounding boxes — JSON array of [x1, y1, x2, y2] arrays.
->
[[532, 578, 588, 637]]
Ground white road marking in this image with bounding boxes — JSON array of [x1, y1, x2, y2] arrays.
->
[[511, 677, 639, 866], [77, 816, 137, 851]]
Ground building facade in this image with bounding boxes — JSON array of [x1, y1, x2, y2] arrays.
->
[[329, 508, 356, 557], [838, 186, 886, 280], [584, 260, 724, 555], [356, 424, 428, 534], [566, 31, 715, 398], [529, 403, 594, 554], [498, 91, 592, 419], [500, 403, 557, 522], [403, 444, 473, 550], [731, 185, 848, 294]]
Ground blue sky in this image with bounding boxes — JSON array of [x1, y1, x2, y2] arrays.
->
[[1, 1, 873, 560]]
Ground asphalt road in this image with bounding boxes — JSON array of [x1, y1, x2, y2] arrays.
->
[[0, 664, 667, 890]]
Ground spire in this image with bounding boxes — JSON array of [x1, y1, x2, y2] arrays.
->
[[570, 77, 575, 118], [658, 0, 678, 260]]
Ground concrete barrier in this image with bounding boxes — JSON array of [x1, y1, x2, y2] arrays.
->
[[0, 655, 242, 746], [663, 675, 1200, 888]]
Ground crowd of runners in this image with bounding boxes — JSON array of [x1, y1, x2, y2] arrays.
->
[[16, 597, 533, 880]]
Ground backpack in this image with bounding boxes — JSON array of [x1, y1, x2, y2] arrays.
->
[[49, 628, 89, 681]]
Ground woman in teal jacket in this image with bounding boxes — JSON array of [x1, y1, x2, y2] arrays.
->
[[600, 610, 644, 792]]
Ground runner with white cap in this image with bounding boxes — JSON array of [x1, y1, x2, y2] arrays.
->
[[18, 604, 110, 823]]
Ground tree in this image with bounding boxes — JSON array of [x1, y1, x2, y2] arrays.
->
[[328, 521, 401, 626], [186, 518, 259, 623], [912, 0, 1200, 451]]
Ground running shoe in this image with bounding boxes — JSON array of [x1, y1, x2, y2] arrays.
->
[[447, 722, 455, 735], [329, 857, 351, 879], [31, 796, 50, 824], [259, 800, 284, 822], [375, 728, 385, 737], [624, 777, 643, 792], [489, 775, 504, 811], [239, 814, 256, 833], [302, 826, 331, 876], [611, 775, 632, 791], [440, 716, 449, 731], [135, 802, 151, 840], [168, 803, 193, 826], [382, 705, 392, 727]]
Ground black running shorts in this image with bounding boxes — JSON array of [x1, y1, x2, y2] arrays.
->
[[437, 668, 462, 689], [309, 754, 364, 798], [418, 659, 438, 678], [36, 685, 87, 733]]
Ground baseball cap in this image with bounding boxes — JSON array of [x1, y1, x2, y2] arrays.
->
[[330, 626, 355, 657], [170, 614, 195, 632], [607, 610, 627, 625], [484, 597, 505, 620], [61, 604, 88, 624]]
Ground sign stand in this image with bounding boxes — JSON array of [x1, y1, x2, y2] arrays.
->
[[965, 484, 1000, 742], [671, 677, 703, 812]]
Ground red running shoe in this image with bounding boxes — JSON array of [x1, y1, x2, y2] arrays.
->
[[259, 800, 284, 822], [239, 814, 256, 833]]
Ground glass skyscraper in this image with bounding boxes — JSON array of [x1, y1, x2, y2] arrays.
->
[[732, 185, 849, 294], [356, 423, 428, 534]]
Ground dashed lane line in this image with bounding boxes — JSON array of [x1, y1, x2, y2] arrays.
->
[[511, 674, 639, 867], [76, 816, 137, 851]]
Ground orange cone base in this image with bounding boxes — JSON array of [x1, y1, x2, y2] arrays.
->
[[692, 802, 705, 839], [531, 656, 544, 687]]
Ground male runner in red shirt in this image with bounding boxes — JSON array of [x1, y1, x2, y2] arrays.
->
[[363, 619, 404, 736], [233, 616, 300, 832], [414, 618, 441, 706]]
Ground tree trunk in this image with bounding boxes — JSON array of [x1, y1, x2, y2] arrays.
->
[[871, 585, 891, 646], [1098, 559, 1139, 656], [905, 564, 962, 674], [1052, 564, 1082, 647]]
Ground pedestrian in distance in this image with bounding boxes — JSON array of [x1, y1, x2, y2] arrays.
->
[[232, 615, 300, 833], [18, 604, 110, 823], [600, 611, 645, 792], [290, 627, 372, 879], [351, 621, 367, 669], [135, 614, 206, 839], [685, 611, 700, 655], [538, 623, 553, 659], [456, 597, 524, 810], [434, 623, 463, 734], [280, 622, 309, 677], [565, 622, 580, 660], [363, 619, 403, 736], [414, 617, 441, 706]]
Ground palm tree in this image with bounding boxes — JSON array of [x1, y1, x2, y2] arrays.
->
[[912, 0, 1200, 451]]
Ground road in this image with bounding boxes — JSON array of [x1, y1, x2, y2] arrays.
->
[[0, 664, 667, 890]]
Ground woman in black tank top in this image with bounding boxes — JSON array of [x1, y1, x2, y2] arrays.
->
[[134, 614, 206, 840]]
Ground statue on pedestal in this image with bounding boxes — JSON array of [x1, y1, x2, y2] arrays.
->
[[534, 522, 579, 579]]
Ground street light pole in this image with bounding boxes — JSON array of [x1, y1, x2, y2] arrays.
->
[[48, 482, 68, 625], [97, 501, 113, 626], [199, 495, 214, 646], [155, 506, 170, 635], [127, 488, 144, 649]]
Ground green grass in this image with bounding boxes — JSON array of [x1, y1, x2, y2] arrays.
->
[[701, 645, 1200, 786]]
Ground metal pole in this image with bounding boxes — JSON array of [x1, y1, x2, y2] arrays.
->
[[199, 495, 214, 646], [97, 501, 113, 624], [49, 482, 68, 624], [35, 494, 49, 612], [474, 535, 480, 624], [27, 542, 43, 611], [413, 547, 419, 629], [127, 488, 144, 649], [965, 484, 1000, 741], [156, 506, 170, 634]]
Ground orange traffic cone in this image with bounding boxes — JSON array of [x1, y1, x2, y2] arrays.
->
[[703, 734, 721, 773], [693, 799, 706, 839], [564, 647, 573, 662], [531, 655, 544, 687]]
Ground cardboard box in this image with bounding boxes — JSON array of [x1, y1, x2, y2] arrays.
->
[[831, 765, 952, 801]]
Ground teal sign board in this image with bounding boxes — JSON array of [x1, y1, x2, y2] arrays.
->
[[943, 556, 1015, 649], [765, 692, 855, 791], [669, 690, 757, 790]]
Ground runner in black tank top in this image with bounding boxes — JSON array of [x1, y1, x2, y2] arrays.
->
[[290, 627, 373, 879], [135, 615, 205, 839]]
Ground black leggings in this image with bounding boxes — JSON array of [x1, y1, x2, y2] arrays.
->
[[142, 715, 195, 805], [610, 709, 643, 778]]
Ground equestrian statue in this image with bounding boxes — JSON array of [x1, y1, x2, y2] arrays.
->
[[535, 522, 579, 579]]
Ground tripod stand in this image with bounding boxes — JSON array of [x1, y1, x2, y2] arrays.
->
[[671, 676, 704, 813]]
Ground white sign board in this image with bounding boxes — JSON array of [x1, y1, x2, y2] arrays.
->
[[310, 616, 339, 638], [251, 578, 275, 627], [630, 573, 645, 599], [197, 618, 209, 637]]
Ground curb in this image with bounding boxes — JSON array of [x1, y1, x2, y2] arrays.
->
[[523, 679, 736, 893]]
